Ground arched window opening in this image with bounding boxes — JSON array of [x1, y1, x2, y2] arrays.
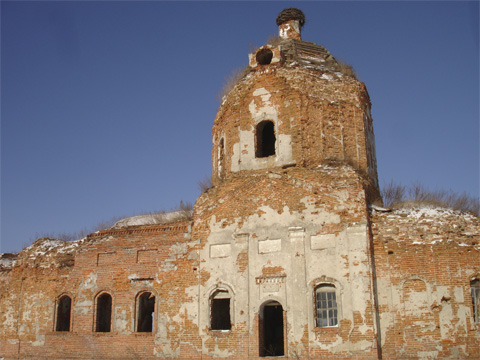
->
[[315, 284, 338, 327], [137, 292, 155, 332], [472, 279, 480, 324], [259, 301, 284, 357], [218, 138, 225, 179], [255, 121, 276, 158], [56, 295, 72, 332], [95, 293, 112, 332], [211, 290, 231, 330]]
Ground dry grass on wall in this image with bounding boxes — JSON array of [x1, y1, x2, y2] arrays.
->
[[381, 180, 479, 216]]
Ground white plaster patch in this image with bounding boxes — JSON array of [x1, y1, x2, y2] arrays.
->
[[230, 85, 295, 172], [454, 286, 464, 302], [75, 298, 93, 315], [417, 350, 439, 359], [115, 308, 129, 333], [76, 272, 97, 314], [455, 306, 469, 335], [279, 20, 300, 39], [329, 339, 372, 353], [210, 344, 233, 357], [79, 272, 97, 291], [154, 343, 180, 358], [31, 334, 45, 346], [253, 87, 272, 102], [3, 298, 17, 332]]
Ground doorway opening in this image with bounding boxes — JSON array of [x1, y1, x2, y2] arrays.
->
[[259, 301, 284, 357]]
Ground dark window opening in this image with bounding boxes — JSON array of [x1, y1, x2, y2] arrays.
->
[[218, 138, 225, 179], [137, 292, 155, 332], [260, 301, 284, 357], [315, 285, 338, 327], [256, 48, 273, 65], [95, 293, 112, 332], [211, 290, 231, 330], [256, 121, 276, 158], [472, 279, 480, 324], [56, 295, 72, 332]]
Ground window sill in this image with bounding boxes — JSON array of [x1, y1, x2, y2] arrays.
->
[[314, 326, 339, 333], [209, 329, 231, 337], [50, 331, 73, 335], [134, 332, 155, 336]]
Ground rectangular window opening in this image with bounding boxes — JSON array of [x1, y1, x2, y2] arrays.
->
[[211, 296, 231, 330], [315, 285, 338, 328]]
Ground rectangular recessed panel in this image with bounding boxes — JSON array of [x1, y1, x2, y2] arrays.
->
[[210, 244, 231, 258], [258, 239, 281, 254], [97, 252, 115, 266], [263, 283, 280, 293], [311, 234, 336, 250], [137, 249, 157, 263]]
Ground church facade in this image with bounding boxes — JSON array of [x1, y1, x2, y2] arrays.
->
[[1, 9, 479, 359]]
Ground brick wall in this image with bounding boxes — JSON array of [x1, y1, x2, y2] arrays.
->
[[371, 207, 480, 359], [0, 222, 204, 359]]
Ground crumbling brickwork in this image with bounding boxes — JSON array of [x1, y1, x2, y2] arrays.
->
[[1, 7, 479, 360], [212, 45, 379, 197], [0, 223, 203, 359], [371, 208, 480, 359], [193, 166, 378, 359]]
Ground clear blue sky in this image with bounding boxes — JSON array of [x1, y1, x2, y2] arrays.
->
[[2, 1, 478, 254]]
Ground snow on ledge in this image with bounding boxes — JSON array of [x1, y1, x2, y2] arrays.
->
[[23, 237, 85, 259], [0, 254, 17, 269], [112, 211, 193, 228], [380, 205, 477, 221]]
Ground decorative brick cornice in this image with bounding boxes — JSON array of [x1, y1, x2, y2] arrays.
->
[[86, 222, 191, 240]]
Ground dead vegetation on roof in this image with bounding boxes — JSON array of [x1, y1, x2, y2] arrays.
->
[[32, 201, 194, 243], [217, 66, 251, 103], [198, 175, 213, 192], [336, 59, 357, 79], [266, 34, 281, 47], [381, 181, 479, 216]]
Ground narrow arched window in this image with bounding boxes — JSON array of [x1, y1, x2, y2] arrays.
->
[[218, 138, 225, 179], [137, 292, 155, 332], [95, 293, 112, 332], [472, 279, 480, 324], [211, 290, 231, 330], [315, 285, 337, 327], [255, 121, 276, 158], [56, 295, 72, 332]]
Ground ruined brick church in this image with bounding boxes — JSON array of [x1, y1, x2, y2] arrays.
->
[[1, 8, 479, 360]]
